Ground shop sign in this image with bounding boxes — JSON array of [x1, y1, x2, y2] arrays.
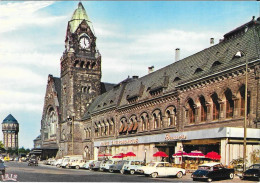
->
[[165, 133, 187, 141], [100, 138, 138, 146], [112, 139, 138, 145]]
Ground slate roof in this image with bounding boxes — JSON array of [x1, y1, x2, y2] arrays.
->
[[53, 77, 61, 105], [2, 114, 18, 124], [83, 17, 260, 117], [69, 2, 95, 35]]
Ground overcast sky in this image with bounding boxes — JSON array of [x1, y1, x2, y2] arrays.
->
[[0, 1, 259, 148]]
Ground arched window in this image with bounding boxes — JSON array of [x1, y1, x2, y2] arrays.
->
[[225, 88, 234, 118], [153, 110, 162, 129], [109, 118, 114, 135], [165, 106, 177, 127], [211, 93, 220, 120], [199, 96, 207, 122], [187, 99, 195, 123], [140, 113, 149, 131]]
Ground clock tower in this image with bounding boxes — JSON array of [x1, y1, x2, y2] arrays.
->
[[60, 2, 101, 122]]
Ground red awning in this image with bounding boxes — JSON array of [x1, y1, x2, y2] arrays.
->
[[112, 153, 126, 158], [172, 151, 189, 157], [205, 151, 221, 160], [153, 151, 168, 157], [187, 150, 205, 158], [125, 152, 136, 157]]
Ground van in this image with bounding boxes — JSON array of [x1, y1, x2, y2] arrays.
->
[[61, 155, 83, 169]]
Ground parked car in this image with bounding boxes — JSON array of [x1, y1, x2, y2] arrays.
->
[[109, 160, 128, 173], [83, 160, 94, 169], [142, 162, 185, 178], [191, 162, 234, 182], [89, 160, 101, 171], [239, 163, 260, 181], [46, 158, 55, 165], [100, 160, 116, 172], [0, 160, 5, 175], [121, 160, 144, 175], [69, 159, 85, 169], [53, 159, 63, 168], [61, 158, 71, 168]]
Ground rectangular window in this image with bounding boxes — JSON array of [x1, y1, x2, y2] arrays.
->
[[189, 108, 195, 123], [213, 103, 219, 120], [226, 101, 233, 118], [201, 107, 206, 122]]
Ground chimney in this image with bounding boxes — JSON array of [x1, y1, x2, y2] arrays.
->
[[132, 75, 139, 80], [148, 66, 154, 74], [175, 48, 180, 62], [210, 38, 214, 46]]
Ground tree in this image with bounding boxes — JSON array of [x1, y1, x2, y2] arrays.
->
[[0, 141, 5, 153]]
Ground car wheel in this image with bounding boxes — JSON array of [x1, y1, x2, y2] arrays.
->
[[75, 165, 80, 170], [176, 171, 183, 178], [130, 169, 135, 175], [151, 172, 158, 178], [229, 172, 234, 179], [120, 169, 124, 174], [109, 168, 113, 173], [207, 178, 212, 182]]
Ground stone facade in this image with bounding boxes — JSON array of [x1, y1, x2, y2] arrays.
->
[[38, 3, 260, 163]]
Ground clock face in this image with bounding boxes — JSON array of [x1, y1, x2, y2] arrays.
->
[[79, 37, 90, 49]]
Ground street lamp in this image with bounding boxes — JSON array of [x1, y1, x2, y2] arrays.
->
[[237, 50, 248, 172], [67, 115, 74, 155], [144, 148, 147, 165]]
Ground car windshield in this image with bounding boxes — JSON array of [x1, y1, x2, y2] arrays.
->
[[147, 163, 156, 167], [249, 164, 260, 169], [198, 166, 212, 171]]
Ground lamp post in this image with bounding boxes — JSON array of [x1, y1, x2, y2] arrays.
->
[[243, 50, 248, 172], [238, 50, 248, 172], [144, 148, 147, 165]]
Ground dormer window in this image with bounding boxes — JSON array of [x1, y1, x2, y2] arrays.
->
[[212, 61, 222, 68], [173, 77, 181, 82], [127, 95, 139, 104], [194, 68, 203, 74]]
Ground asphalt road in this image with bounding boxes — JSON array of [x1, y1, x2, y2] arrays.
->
[[2, 161, 257, 182]]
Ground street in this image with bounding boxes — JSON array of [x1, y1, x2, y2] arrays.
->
[[1, 161, 257, 182]]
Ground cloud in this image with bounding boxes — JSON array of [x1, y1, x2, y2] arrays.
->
[[0, 2, 66, 33], [97, 25, 223, 83]]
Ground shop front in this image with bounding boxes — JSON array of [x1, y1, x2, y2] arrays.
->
[[94, 127, 260, 166]]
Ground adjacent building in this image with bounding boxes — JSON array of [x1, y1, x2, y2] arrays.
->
[[2, 114, 19, 150], [35, 3, 260, 166]]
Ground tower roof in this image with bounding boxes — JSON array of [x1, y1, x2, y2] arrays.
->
[[2, 114, 18, 124], [69, 2, 95, 34]]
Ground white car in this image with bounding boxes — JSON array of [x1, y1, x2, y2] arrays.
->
[[69, 159, 85, 169], [83, 160, 94, 169], [143, 162, 186, 178], [121, 160, 144, 175], [54, 159, 63, 168], [100, 160, 116, 171]]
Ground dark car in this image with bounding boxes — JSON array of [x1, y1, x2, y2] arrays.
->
[[239, 164, 260, 181], [191, 162, 234, 182], [109, 160, 128, 173], [0, 160, 6, 175], [89, 160, 101, 171]]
